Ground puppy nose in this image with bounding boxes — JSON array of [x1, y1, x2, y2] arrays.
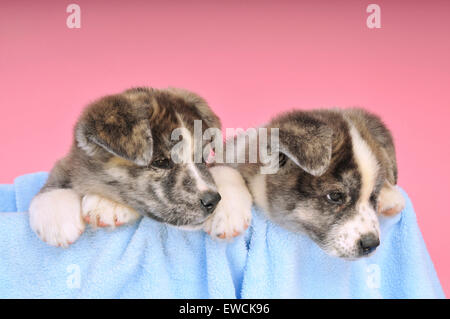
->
[[359, 234, 380, 255], [200, 192, 221, 214]]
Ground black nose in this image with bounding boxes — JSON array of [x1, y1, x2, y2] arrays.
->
[[359, 234, 380, 255], [200, 192, 221, 214]]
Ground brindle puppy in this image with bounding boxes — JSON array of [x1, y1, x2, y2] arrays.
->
[[230, 108, 405, 259], [29, 87, 252, 247]]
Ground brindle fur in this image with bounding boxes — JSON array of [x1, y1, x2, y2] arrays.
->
[[39, 87, 222, 227], [234, 108, 399, 257]]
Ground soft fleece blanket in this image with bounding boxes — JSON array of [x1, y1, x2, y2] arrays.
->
[[0, 173, 445, 298]]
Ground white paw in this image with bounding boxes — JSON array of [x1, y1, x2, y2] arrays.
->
[[81, 194, 140, 227], [29, 189, 85, 247], [377, 183, 405, 216], [204, 166, 253, 240]]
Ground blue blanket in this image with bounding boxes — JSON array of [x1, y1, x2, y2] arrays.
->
[[0, 173, 445, 298]]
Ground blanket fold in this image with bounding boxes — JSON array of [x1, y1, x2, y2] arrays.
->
[[0, 173, 444, 298]]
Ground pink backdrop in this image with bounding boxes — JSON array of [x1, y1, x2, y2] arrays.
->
[[1, 0, 449, 296]]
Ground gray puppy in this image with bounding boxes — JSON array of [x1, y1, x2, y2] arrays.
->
[[29, 87, 252, 247], [229, 108, 405, 259]]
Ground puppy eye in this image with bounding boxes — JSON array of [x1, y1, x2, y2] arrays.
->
[[151, 158, 172, 169], [326, 192, 345, 205]]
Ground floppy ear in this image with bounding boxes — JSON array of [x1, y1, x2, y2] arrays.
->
[[164, 87, 222, 130], [343, 108, 398, 185], [75, 94, 153, 166], [273, 113, 333, 176]]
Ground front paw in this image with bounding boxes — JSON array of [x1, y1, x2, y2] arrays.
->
[[204, 166, 253, 240], [29, 189, 85, 247], [377, 184, 405, 216], [203, 201, 252, 240], [81, 194, 140, 227]]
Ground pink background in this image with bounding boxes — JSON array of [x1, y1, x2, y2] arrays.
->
[[1, 0, 449, 296]]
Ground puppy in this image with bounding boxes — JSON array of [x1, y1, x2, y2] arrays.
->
[[230, 108, 405, 259], [29, 87, 252, 247]]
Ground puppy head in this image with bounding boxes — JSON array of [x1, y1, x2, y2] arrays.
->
[[74, 87, 222, 228], [252, 110, 384, 258]]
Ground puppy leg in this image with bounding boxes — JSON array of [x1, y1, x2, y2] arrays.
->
[[29, 189, 85, 247], [82, 194, 140, 227], [203, 165, 253, 240], [377, 182, 405, 216]]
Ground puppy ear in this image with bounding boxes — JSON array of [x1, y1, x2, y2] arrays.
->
[[272, 113, 333, 176], [75, 94, 153, 166], [344, 108, 398, 185], [164, 87, 222, 130]]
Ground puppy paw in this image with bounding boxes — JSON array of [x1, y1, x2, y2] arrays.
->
[[81, 194, 140, 228], [204, 166, 253, 240], [29, 189, 85, 247], [377, 184, 405, 216]]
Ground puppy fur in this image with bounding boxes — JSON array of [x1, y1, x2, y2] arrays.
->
[[231, 108, 405, 259], [29, 87, 252, 247]]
